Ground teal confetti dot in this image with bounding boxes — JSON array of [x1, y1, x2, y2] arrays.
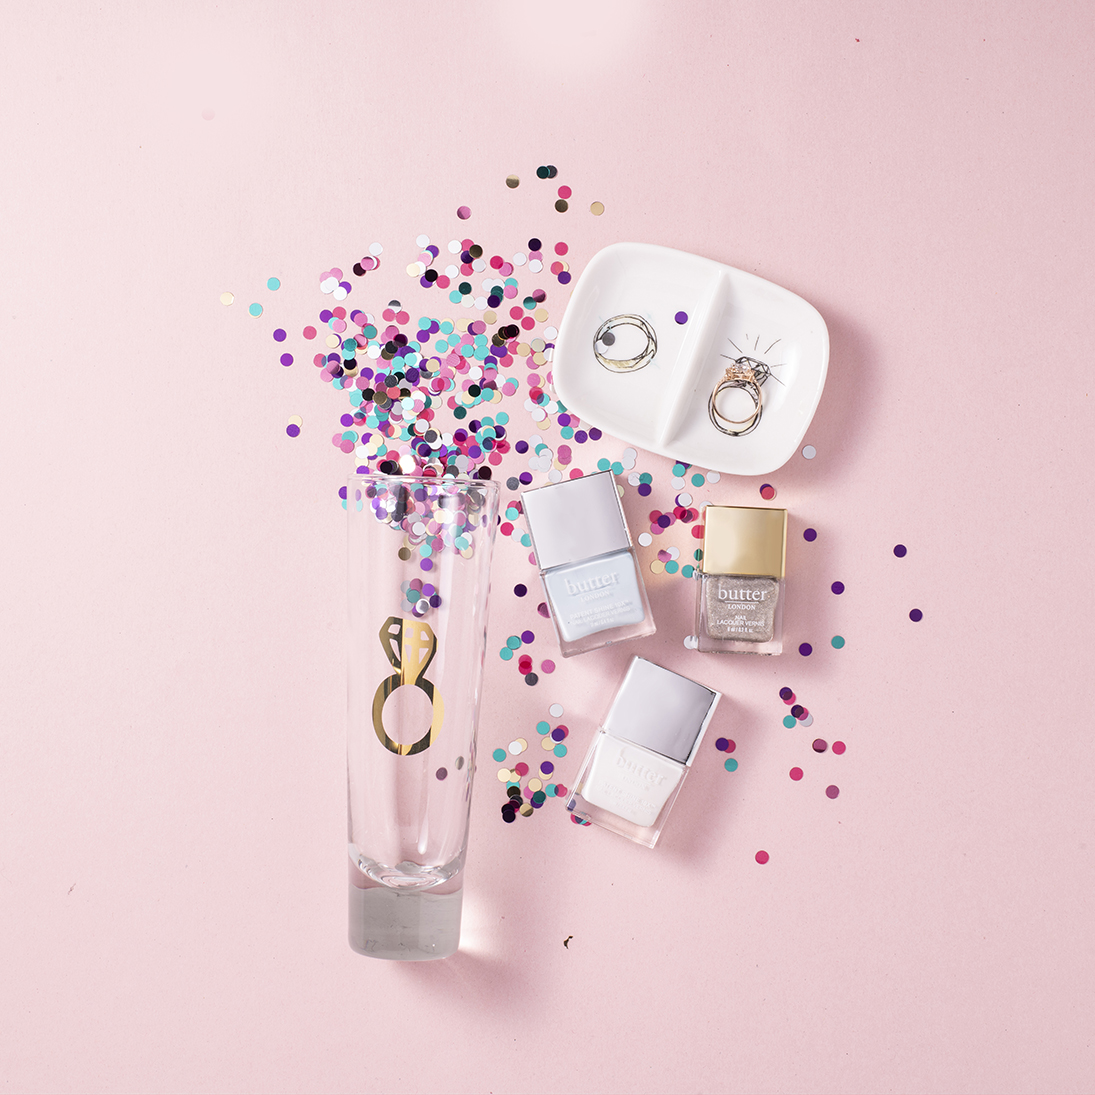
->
[[553, 743, 567, 758], [681, 565, 694, 578], [724, 758, 739, 772], [492, 748, 506, 762], [248, 303, 263, 317], [266, 277, 280, 290], [672, 463, 687, 477], [783, 715, 796, 728], [831, 635, 846, 649], [499, 648, 513, 661], [665, 561, 679, 574], [691, 473, 705, 487], [597, 458, 611, 471], [639, 472, 653, 485], [611, 461, 624, 475], [506, 635, 522, 650]]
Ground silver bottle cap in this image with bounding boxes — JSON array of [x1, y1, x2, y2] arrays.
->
[[521, 470, 633, 571], [603, 657, 721, 765]]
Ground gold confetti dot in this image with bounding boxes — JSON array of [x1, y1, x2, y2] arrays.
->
[[528, 778, 543, 792], [650, 560, 666, 575], [506, 174, 520, 189], [484, 309, 497, 324], [590, 201, 605, 216], [519, 803, 534, 817], [325, 334, 340, 348], [219, 292, 234, 306], [542, 735, 556, 750], [533, 307, 549, 322], [288, 415, 303, 427], [497, 768, 513, 782]]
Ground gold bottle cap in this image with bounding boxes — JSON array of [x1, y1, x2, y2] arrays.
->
[[701, 505, 787, 578]]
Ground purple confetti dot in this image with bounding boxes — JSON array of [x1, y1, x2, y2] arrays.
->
[[909, 608, 923, 622], [518, 472, 533, 485], [803, 528, 817, 542], [338, 486, 347, 499], [537, 602, 550, 618], [637, 483, 652, 496], [551, 727, 566, 742], [273, 328, 287, 342], [520, 630, 535, 644], [513, 584, 527, 597], [280, 353, 293, 366], [894, 544, 907, 558], [831, 581, 844, 594], [674, 311, 688, 324], [340, 414, 354, 427], [558, 271, 571, 284], [515, 440, 529, 454], [714, 737, 729, 751], [799, 643, 813, 656], [589, 428, 602, 440], [825, 785, 840, 799], [779, 686, 793, 700], [435, 767, 448, 780], [574, 430, 588, 443], [791, 704, 804, 719], [285, 424, 300, 438], [540, 761, 554, 775]]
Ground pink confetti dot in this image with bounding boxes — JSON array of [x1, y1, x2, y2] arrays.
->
[[789, 767, 803, 781], [825, 785, 840, 799], [755, 850, 770, 864], [457, 205, 471, 220], [832, 741, 846, 755]]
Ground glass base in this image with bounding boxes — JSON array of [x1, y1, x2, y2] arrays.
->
[[348, 883, 463, 960]]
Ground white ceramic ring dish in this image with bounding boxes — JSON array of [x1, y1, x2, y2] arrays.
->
[[552, 243, 829, 475]]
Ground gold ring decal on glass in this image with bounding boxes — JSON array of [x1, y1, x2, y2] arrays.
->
[[371, 616, 445, 756]]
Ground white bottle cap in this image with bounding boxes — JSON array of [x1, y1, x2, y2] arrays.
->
[[603, 657, 721, 765], [521, 470, 633, 570]]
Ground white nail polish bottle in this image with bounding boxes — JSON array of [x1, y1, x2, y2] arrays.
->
[[565, 656, 721, 847]]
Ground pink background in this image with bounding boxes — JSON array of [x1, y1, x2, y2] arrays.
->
[[3, 2, 1094, 1092]]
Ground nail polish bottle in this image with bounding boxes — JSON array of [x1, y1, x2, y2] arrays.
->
[[521, 470, 655, 657], [565, 656, 721, 847], [696, 505, 787, 654]]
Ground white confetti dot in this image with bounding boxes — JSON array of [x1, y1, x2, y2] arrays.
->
[[416, 233, 430, 247], [677, 492, 692, 506], [548, 469, 562, 482], [319, 276, 338, 294], [549, 703, 564, 717], [513, 252, 527, 266], [801, 714, 814, 727], [706, 470, 721, 483], [448, 239, 462, 254], [683, 635, 699, 649], [627, 472, 641, 486], [544, 326, 559, 339], [528, 259, 543, 273], [369, 242, 384, 256], [638, 532, 653, 547], [802, 445, 817, 459]]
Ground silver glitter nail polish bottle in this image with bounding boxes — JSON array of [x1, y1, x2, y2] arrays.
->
[[696, 505, 787, 655]]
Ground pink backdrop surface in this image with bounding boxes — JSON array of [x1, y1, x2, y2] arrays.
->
[[3, 3, 1094, 1093]]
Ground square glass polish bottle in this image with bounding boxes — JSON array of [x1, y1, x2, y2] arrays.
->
[[696, 505, 787, 655], [565, 656, 721, 847], [521, 470, 655, 657]]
